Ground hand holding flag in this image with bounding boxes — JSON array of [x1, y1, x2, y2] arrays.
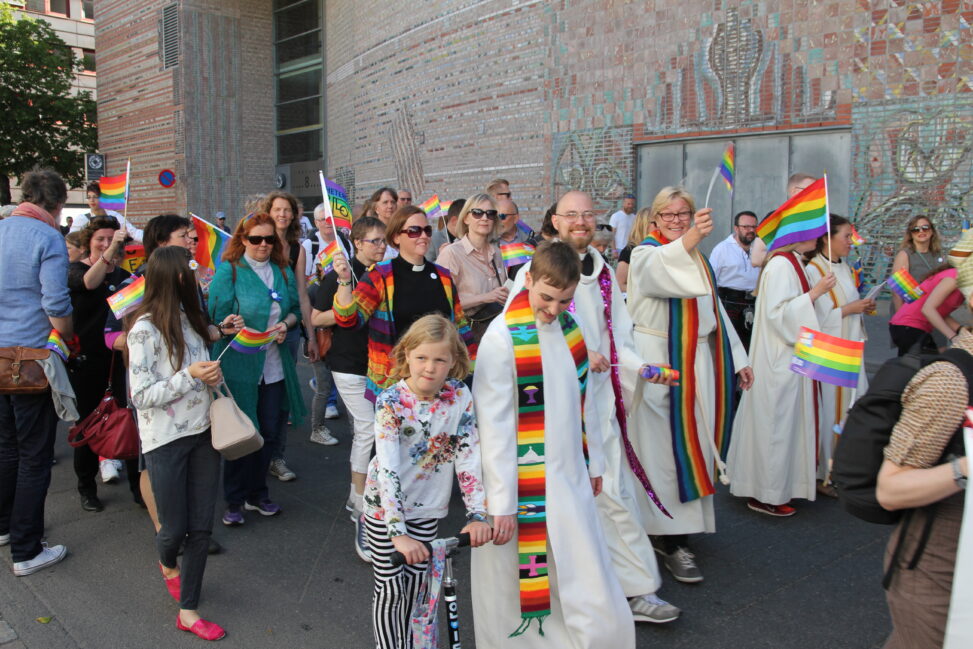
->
[[756, 177, 829, 252]]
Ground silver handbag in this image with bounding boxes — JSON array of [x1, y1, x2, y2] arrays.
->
[[209, 382, 263, 460]]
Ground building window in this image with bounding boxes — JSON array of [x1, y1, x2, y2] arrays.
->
[[81, 48, 95, 73], [273, 0, 323, 167], [25, 0, 70, 16], [82, 0, 94, 20]]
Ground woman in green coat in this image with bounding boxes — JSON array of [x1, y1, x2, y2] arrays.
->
[[208, 213, 307, 526]]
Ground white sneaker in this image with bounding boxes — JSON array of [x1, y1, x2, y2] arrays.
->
[[325, 404, 340, 419], [100, 459, 119, 484], [13, 544, 68, 576], [629, 593, 680, 623], [309, 427, 339, 446], [0, 533, 9, 546], [269, 458, 296, 481], [354, 513, 371, 563]]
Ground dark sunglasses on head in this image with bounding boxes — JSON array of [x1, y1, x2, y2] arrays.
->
[[469, 208, 499, 221], [403, 225, 433, 238], [246, 235, 277, 245], [595, 223, 614, 232], [498, 212, 517, 221], [911, 225, 932, 232]]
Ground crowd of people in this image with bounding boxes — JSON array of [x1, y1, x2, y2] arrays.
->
[[0, 167, 969, 649]]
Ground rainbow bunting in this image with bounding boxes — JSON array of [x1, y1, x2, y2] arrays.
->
[[850, 224, 865, 246], [719, 143, 735, 193], [500, 242, 535, 268], [887, 269, 924, 303], [99, 172, 128, 212], [324, 179, 353, 230], [46, 329, 69, 362], [419, 195, 441, 220], [190, 214, 231, 271], [790, 327, 864, 389], [315, 239, 341, 276], [106, 275, 145, 319], [756, 176, 829, 251], [227, 327, 278, 354]]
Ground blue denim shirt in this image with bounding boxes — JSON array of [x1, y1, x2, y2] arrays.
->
[[0, 216, 72, 348]]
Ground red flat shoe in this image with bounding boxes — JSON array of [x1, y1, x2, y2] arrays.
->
[[159, 562, 180, 601], [177, 616, 227, 641]]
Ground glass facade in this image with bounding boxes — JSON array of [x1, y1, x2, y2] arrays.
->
[[273, 0, 323, 166]]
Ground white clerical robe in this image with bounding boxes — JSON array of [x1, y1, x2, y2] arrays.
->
[[728, 252, 820, 504], [805, 254, 870, 481], [507, 248, 662, 597], [471, 312, 634, 649], [625, 241, 749, 536]]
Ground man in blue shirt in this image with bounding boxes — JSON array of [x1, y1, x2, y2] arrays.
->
[[0, 168, 74, 576]]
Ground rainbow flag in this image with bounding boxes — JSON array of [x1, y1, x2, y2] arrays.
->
[[516, 220, 534, 237], [719, 143, 735, 193], [887, 269, 924, 303], [191, 214, 231, 271], [757, 176, 829, 251], [850, 224, 865, 246], [106, 275, 145, 319], [228, 327, 277, 354], [419, 195, 441, 220], [500, 242, 535, 268], [790, 327, 864, 389], [440, 200, 452, 213], [46, 329, 69, 362], [99, 172, 128, 212], [324, 179, 352, 230], [315, 239, 341, 276]]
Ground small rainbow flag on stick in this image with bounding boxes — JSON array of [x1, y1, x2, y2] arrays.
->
[[218, 327, 278, 360], [719, 142, 735, 193], [790, 327, 864, 389], [850, 224, 865, 246], [46, 329, 69, 362], [99, 171, 128, 212], [190, 214, 231, 271], [887, 269, 924, 303], [324, 179, 353, 230], [315, 239, 341, 276], [515, 220, 534, 237], [106, 275, 145, 319], [500, 242, 535, 268], [757, 176, 829, 252], [419, 195, 442, 220]]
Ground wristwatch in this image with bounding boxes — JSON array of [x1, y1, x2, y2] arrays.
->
[[951, 456, 967, 490], [466, 511, 487, 523]]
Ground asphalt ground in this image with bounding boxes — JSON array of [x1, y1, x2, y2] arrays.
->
[[0, 304, 904, 649]]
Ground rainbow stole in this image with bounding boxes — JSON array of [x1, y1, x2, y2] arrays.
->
[[641, 232, 736, 502], [505, 289, 588, 637]]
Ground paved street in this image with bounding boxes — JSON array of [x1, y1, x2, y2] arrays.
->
[[0, 307, 903, 649]]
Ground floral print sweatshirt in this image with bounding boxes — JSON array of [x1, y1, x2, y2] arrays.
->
[[364, 378, 486, 538]]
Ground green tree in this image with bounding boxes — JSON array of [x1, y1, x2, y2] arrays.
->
[[0, 5, 97, 205]]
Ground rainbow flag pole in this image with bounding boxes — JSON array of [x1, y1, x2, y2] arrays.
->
[[704, 142, 735, 207], [318, 171, 353, 264]]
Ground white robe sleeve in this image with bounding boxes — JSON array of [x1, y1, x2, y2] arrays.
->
[[472, 319, 520, 517], [717, 298, 751, 371], [629, 240, 709, 300], [577, 316, 606, 479], [760, 255, 821, 347], [804, 256, 844, 335]]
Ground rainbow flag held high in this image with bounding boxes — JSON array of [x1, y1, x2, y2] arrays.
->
[[228, 327, 278, 354], [419, 195, 442, 220], [790, 327, 864, 389], [500, 242, 535, 268], [46, 329, 69, 362], [99, 172, 128, 212], [850, 224, 865, 246], [190, 214, 231, 271], [324, 179, 353, 230], [887, 269, 924, 303], [106, 275, 145, 319], [719, 143, 735, 193], [315, 239, 341, 276], [757, 176, 829, 251], [440, 200, 452, 213]]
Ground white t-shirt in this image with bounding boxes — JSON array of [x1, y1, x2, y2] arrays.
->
[[609, 210, 635, 251]]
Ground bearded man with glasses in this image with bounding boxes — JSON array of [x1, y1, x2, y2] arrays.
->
[[708, 210, 761, 350]]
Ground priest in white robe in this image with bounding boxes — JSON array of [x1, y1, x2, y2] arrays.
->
[[625, 187, 751, 584], [472, 240, 634, 649]]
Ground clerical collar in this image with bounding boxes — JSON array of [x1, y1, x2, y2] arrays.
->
[[243, 252, 269, 269], [394, 254, 426, 272]]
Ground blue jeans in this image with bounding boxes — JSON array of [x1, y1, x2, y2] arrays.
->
[[223, 380, 287, 506], [0, 392, 57, 562]]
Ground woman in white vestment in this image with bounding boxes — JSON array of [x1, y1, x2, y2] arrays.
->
[[625, 187, 751, 584], [803, 215, 875, 494]]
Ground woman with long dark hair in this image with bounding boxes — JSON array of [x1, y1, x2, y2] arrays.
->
[[127, 246, 226, 641]]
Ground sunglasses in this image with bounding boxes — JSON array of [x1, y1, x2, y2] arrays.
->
[[469, 208, 499, 221], [595, 223, 614, 232], [498, 213, 517, 221], [246, 235, 277, 245], [402, 225, 433, 238], [910, 225, 932, 232]]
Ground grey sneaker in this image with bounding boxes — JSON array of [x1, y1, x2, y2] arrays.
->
[[309, 427, 339, 446], [354, 513, 371, 563], [0, 533, 9, 546], [269, 458, 297, 481], [629, 593, 680, 623], [13, 544, 67, 576], [662, 547, 703, 583]]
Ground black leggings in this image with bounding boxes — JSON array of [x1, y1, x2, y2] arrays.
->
[[889, 324, 935, 357]]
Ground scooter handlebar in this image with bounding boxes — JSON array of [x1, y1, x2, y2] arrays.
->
[[389, 532, 471, 567]]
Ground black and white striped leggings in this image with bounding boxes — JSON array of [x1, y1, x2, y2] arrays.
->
[[365, 514, 439, 649]]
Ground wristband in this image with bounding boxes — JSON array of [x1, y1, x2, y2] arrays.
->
[[337, 279, 352, 286], [466, 511, 487, 523]]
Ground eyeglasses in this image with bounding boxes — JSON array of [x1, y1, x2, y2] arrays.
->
[[402, 225, 433, 238], [911, 225, 932, 232], [359, 237, 386, 247], [595, 223, 614, 232], [495, 192, 511, 198], [736, 224, 757, 231], [469, 209, 499, 221], [556, 211, 596, 222], [658, 210, 693, 222], [246, 235, 277, 245], [498, 213, 518, 221]]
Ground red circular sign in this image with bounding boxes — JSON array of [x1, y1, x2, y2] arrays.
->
[[158, 169, 176, 188]]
